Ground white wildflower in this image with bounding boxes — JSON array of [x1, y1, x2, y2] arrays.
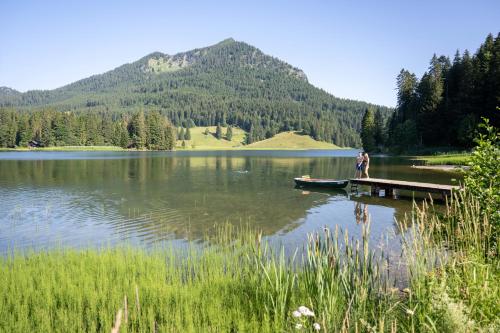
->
[[406, 308, 414, 315], [292, 310, 302, 318], [295, 323, 303, 330], [298, 306, 315, 317], [298, 306, 309, 313], [313, 322, 321, 330]]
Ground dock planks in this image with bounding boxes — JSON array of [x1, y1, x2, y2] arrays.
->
[[349, 178, 460, 197]]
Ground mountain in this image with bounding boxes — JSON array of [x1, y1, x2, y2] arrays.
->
[[0, 38, 392, 147], [0, 87, 20, 98]]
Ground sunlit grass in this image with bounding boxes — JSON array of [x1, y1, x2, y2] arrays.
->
[[413, 153, 471, 165]]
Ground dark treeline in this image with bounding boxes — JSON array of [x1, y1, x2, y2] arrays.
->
[[0, 39, 393, 148], [0, 108, 175, 150], [361, 32, 499, 153]]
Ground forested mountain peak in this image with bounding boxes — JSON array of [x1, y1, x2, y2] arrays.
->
[[0, 87, 20, 97], [0, 39, 393, 147], [139, 38, 307, 81]]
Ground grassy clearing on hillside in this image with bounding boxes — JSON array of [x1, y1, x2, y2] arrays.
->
[[176, 128, 342, 150], [245, 132, 341, 149], [413, 153, 471, 165], [1, 189, 498, 332], [176, 126, 247, 149]]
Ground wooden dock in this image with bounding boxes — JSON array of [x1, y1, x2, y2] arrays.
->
[[349, 178, 460, 198]]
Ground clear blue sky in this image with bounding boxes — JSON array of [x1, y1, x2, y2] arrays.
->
[[1, 0, 498, 106]]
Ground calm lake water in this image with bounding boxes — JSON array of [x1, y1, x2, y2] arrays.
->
[[0, 150, 460, 254]]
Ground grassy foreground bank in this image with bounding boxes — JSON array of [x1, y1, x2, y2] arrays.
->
[[0, 190, 498, 332]]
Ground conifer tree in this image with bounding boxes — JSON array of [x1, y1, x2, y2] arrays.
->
[[146, 111, 164, 150], [216, 123, 222, 139], [373, 109, 384, 146], [178, 127, 185, 141], [361, 108, 376, 152], [185, 127, 191, 140], [226, 126, 233, 141], [129, 110, 146, 149]]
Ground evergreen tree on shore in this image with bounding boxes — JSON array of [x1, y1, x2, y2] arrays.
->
[[178, 127, 185, 141], [216, 123, 222, 140], [361, 108, 376, 152], [129, 111, 146, 149], [374, 109, 385, 147]]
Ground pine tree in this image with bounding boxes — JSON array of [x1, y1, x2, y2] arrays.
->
[[164, 123, 175, 150], [226, 126, 233, 141], [185, 127, 191, 140], [216, 123, 222, 140], [373, 109, 384, 147], [361, 108, 376, 152], [129, 111, 146, 149], [17, 114, 32, 147], [416, 55, 445, 145], [112, 120, 129, 148], [246, 124, 253, 144], [146, 111, 164, 150], [0, 109, 17, 147], [40, 114, 54, 147], [178, 127, 185, 140]]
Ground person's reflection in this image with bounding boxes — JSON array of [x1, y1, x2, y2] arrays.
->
[[363, 204, 369, 223], [355, 202, 369, 224], [355, 202, 361, 224]]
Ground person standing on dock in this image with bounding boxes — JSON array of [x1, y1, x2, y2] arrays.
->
[[362, 152, 370, 178], [355, 152, 364, 178]]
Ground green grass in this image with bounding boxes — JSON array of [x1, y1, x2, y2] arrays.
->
[[176, 126, 247, 150], [245, 132, 341, 149], [1, 189, 498, 332], [412, 153, 471, 165]]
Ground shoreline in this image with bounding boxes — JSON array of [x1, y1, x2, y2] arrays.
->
[[411, 164, 470, 172], [0, 146, 352, 152]]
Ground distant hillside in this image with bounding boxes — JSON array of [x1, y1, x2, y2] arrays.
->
[[0, 38, 392, 147]]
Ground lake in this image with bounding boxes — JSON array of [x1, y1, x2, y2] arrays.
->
[[0, 150, 460, 254]]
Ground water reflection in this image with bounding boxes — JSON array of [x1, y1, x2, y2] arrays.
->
[[354, 202, 369, 225], [0, 151, 458, 252]]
